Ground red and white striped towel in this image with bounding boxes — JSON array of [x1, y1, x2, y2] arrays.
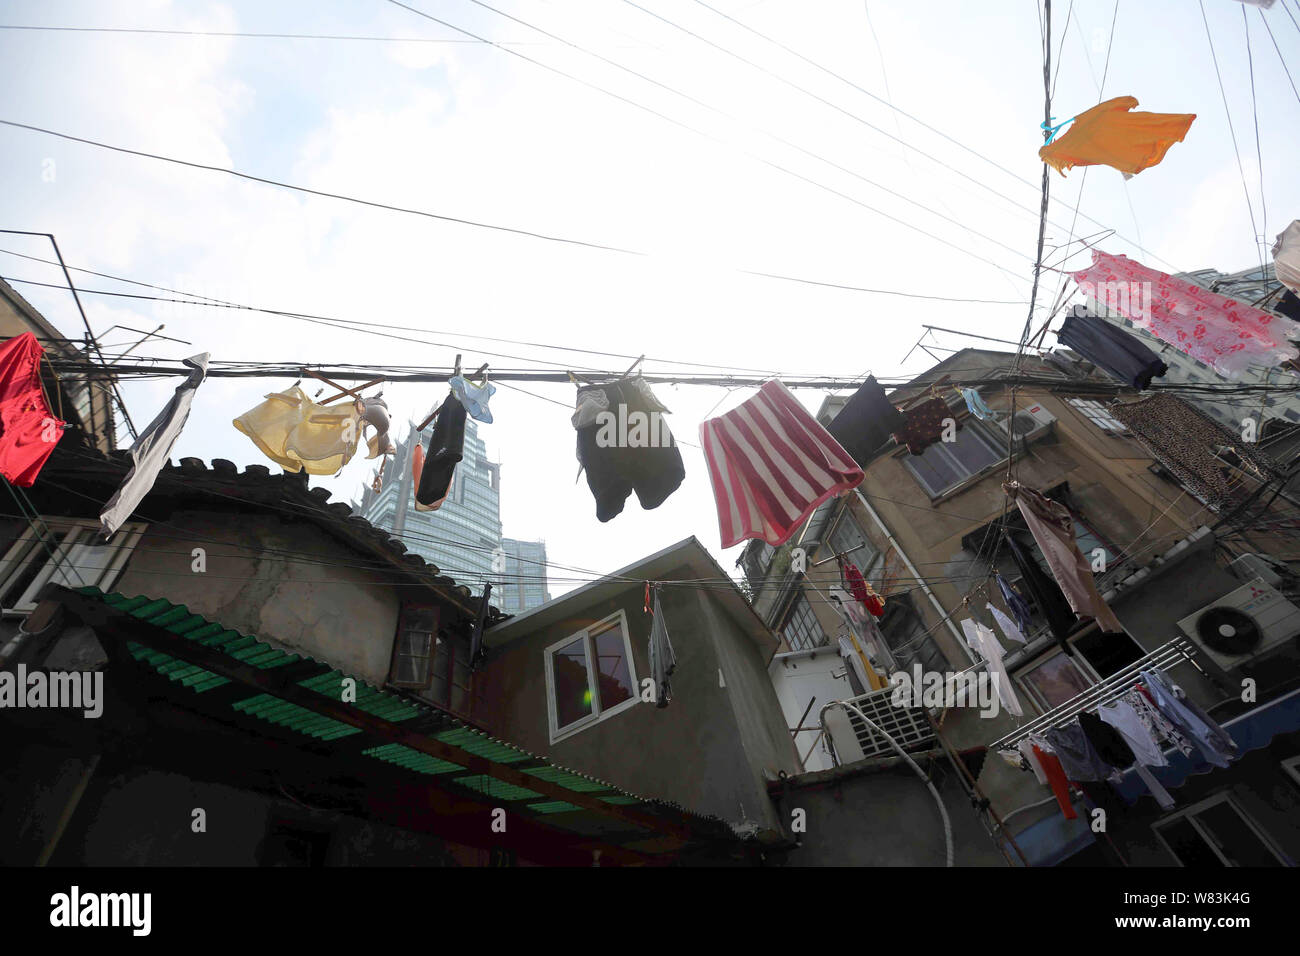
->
[[699, 380, 864, 548]]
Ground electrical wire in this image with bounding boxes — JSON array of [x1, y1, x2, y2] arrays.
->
[[385, 0, 1033, 282], [684, 0, 1189, 276], [0, 23, 651, 46]]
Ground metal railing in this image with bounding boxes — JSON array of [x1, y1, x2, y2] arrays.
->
[[987, 636, 1201, 753]]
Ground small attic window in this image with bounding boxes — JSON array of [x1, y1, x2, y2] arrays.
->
[[390, 604, 439, 689]]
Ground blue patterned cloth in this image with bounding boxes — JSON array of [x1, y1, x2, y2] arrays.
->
[[960, 387, 995, 420], [449, 375, 496, 423]]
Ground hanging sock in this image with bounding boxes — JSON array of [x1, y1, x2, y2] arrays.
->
[[987, 602, 1027, 645], [1055, 307, 1168, 389], [699, 380, 863, 547], [1070, 250, 1300, 378], [100, 353, 208, 536], [825, 375, 905, 466], [1273, 220, 1300, 296], [891, 396, 953, 455], [959, 387, 995, 420], [647, 586, 677, 709], [995, 572, 1035, 635], [1004, 481, 1124, 634], [233, 386, 361, 475], [415, 393, 467, 512], [1038, 96, 1195, 177], [574, 377, 684, 522], [1109, 393, 1280, 506], [449, 373, 496, 424], [0, 332, 66, 487]]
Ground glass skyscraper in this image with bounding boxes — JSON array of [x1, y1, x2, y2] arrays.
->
[[356, 419, 505, 609], [499, 538, 552, 614]]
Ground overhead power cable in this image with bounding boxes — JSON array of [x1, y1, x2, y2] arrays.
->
[[453, 0, 1035, 269], [0, 120, 1030, 302], [682, 0, 1189, 276], [0, 23, 651, 46], [383, 1, 1030, 281]]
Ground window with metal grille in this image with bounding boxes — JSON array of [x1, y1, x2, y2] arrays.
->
[[827, 511, 877, 573], [390, 604, 439, 689], [782, 596, 828, 651], [1069, 398, 1128, 435], [1153, 794, 1288, 867], [0, 518, 145, 616]]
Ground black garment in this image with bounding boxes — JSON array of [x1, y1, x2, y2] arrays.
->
[[1005, 532, 1078, 654], [1056, 308, 1168, 389], [575, 379, 684, 522], [1078, 710, 1136, 769], [1076, 779, 1129, 821], [416, 392, 467, 507], [1276, 289, 1300, 322], [826, 376, 905, 466]]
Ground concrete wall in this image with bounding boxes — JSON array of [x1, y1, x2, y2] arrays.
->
[[478, 581, 800, 833], [114, 511, 401, 686], [757, 352, 1294, 860], [777, 752, 1009, 866]]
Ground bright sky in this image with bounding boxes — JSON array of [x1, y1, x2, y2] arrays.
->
[[2, 0, 1298, 597]]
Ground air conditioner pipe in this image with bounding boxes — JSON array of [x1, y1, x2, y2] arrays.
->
[[820, 699, 954, 867]]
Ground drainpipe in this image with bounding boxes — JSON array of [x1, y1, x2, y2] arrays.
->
[[852, 489, 975, 664]]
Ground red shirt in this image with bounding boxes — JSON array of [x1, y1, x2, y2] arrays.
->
[[0, 333, 65, 487]]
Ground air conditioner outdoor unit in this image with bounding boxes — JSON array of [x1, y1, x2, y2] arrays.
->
[[1176, 576, 1300, 671], [996, 402, 1056, 442]]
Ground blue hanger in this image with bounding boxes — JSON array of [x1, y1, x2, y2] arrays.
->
[[1041, 116, 1076, 144]]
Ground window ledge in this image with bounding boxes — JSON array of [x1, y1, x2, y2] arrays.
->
[[927, 459, 1010, 506], [549, 696, 641, 745]]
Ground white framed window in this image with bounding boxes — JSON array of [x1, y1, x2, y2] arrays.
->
[[544, 609, 639, 743], [1068, 398, 1128, 435], [0, 518, 145, 616], [1152, 793, 1289, 867], [782, 595, 828, 652]]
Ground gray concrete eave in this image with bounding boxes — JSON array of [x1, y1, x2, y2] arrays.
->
[[484, 536, 780, 659]]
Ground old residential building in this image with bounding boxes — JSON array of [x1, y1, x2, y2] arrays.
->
[[742, 348, 1300, 865], [0, 442, 742, 866]]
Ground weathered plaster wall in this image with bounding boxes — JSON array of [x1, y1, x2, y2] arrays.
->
[[479, 582, 798, 832], [114, 512, 401, 686]]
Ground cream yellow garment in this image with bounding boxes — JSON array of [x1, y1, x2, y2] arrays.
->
[[1039, 96, 1195, 177], [233, 386, 361, 475]]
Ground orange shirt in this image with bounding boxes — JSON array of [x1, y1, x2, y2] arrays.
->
[[1039, 96, 1195, 176]]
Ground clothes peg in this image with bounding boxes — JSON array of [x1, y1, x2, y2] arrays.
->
[[417, 400, 444, 432], [622, 354, 646, 379]]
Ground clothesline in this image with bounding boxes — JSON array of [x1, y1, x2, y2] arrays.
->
[[987, 636, 1201, 752]]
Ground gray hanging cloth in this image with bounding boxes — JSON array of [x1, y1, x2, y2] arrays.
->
[[1056, 308, 1168, 389], [100, 353, 209, 537], [647, 586, 677, 709]]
